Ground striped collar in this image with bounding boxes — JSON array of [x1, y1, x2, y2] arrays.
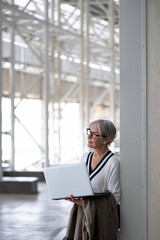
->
[[86, 151, 114, 181]]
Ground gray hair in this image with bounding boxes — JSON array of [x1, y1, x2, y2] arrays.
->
[[89, 119, 117, 145]]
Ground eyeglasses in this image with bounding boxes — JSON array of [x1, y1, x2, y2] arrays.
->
[[86, 128, 106, 139]]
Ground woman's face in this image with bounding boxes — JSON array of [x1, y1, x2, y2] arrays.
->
[[87, 124, 107, 149]]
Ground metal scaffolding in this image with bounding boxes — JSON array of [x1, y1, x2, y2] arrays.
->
[[0, 0, 120, 175]]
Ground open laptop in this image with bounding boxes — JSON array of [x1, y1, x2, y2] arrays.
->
[[43, 162, 110, 200]]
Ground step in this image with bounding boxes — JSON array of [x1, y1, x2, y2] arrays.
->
[[3, 171, 45, 181], [0, 176, 39, 194]]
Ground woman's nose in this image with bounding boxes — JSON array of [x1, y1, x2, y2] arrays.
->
[[88, 133, 91, 138]]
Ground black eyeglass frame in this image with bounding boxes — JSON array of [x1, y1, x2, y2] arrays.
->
[[86, 128, 106, 139]]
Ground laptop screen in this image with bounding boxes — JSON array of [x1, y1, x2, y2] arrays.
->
[[43, 163, 94, 200]]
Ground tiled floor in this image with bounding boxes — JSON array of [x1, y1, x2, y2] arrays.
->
[[0, 182, 72, 240]]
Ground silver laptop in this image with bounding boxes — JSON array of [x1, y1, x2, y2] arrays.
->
[[43, 162, 110, 200]]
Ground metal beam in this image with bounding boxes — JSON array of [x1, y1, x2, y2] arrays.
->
[[1, 1, 119, 63], [14, 73, 43, 110], [1, 0, 120, 169], [60, 81, 78, 103], [90, 88, 109, 113], [71, 87, 79, 100], [15, 115, 43, 152], [22, 0, 32, 11], [1, 1, 43, 23], [22, 72, 43, 97], [1, 1, 81, 39], [16, 28, 43, 64]]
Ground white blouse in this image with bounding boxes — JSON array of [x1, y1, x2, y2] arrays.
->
[[80, 150, 121, 204]]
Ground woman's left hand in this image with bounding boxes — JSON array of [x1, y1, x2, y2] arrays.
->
[[65, 195, 83, 206]]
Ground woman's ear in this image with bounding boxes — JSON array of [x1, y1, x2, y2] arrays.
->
[[104, 136, 111, 145]]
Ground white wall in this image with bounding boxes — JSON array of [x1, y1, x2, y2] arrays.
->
[[120, 0, 160, 239], [120, 0, 147, 239], [147, 0, 160, 239]]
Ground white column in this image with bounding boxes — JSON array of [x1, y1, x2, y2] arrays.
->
[[84, 0, 90, 128], [43, 0, 49, 167], [0, 1, 3, 179], [109, 0, 115, 123], [51, 0, 55, 23], [120, 0, 147, 239], [57, 0, 61, 162], [83, 0, 90, 151], [147, 0, 160, 238], [80, 0, 85, 153], [10, 17, 15, 171]]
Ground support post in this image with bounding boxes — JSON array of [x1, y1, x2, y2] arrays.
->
[[57, 0, 61, 162], [84, 0, 90, 151], [120, 0, 147, 239], [51, 0, 55, 23], [85, 0, 90, 127], [80, 0, 85, 153], [43, 0, 49, 167], [10, 16, 15, 171], [0, 1, 3, 179], [109, 0, 115, 123]]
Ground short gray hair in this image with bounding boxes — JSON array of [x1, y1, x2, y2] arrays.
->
[[89, 119, 117, 145]]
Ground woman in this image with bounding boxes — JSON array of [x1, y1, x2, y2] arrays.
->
[[65, 119, 120, 240]]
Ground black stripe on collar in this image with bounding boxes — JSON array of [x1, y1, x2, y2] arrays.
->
[[89, 152, 114, 181], [89, 150, 111, 175], [86, 151, 93, 167]]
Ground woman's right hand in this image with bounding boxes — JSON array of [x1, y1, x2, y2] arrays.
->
[[65, 195, 83, 206]]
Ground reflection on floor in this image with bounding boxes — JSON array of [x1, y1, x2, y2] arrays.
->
[[0, 182, 72, 240]]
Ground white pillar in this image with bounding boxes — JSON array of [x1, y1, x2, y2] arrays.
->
[[43, 0, 49, 167], [109, 0, 115, 123], [147, 0, 160, 238], [10, 18, 15, 171], [80, 0, 85, 153], [120, 0, 147, 239], [84, 0, 90, 128], [0, 1, 3, 179], [57, 0, 61, 162], [83, 0, 90, 151]]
